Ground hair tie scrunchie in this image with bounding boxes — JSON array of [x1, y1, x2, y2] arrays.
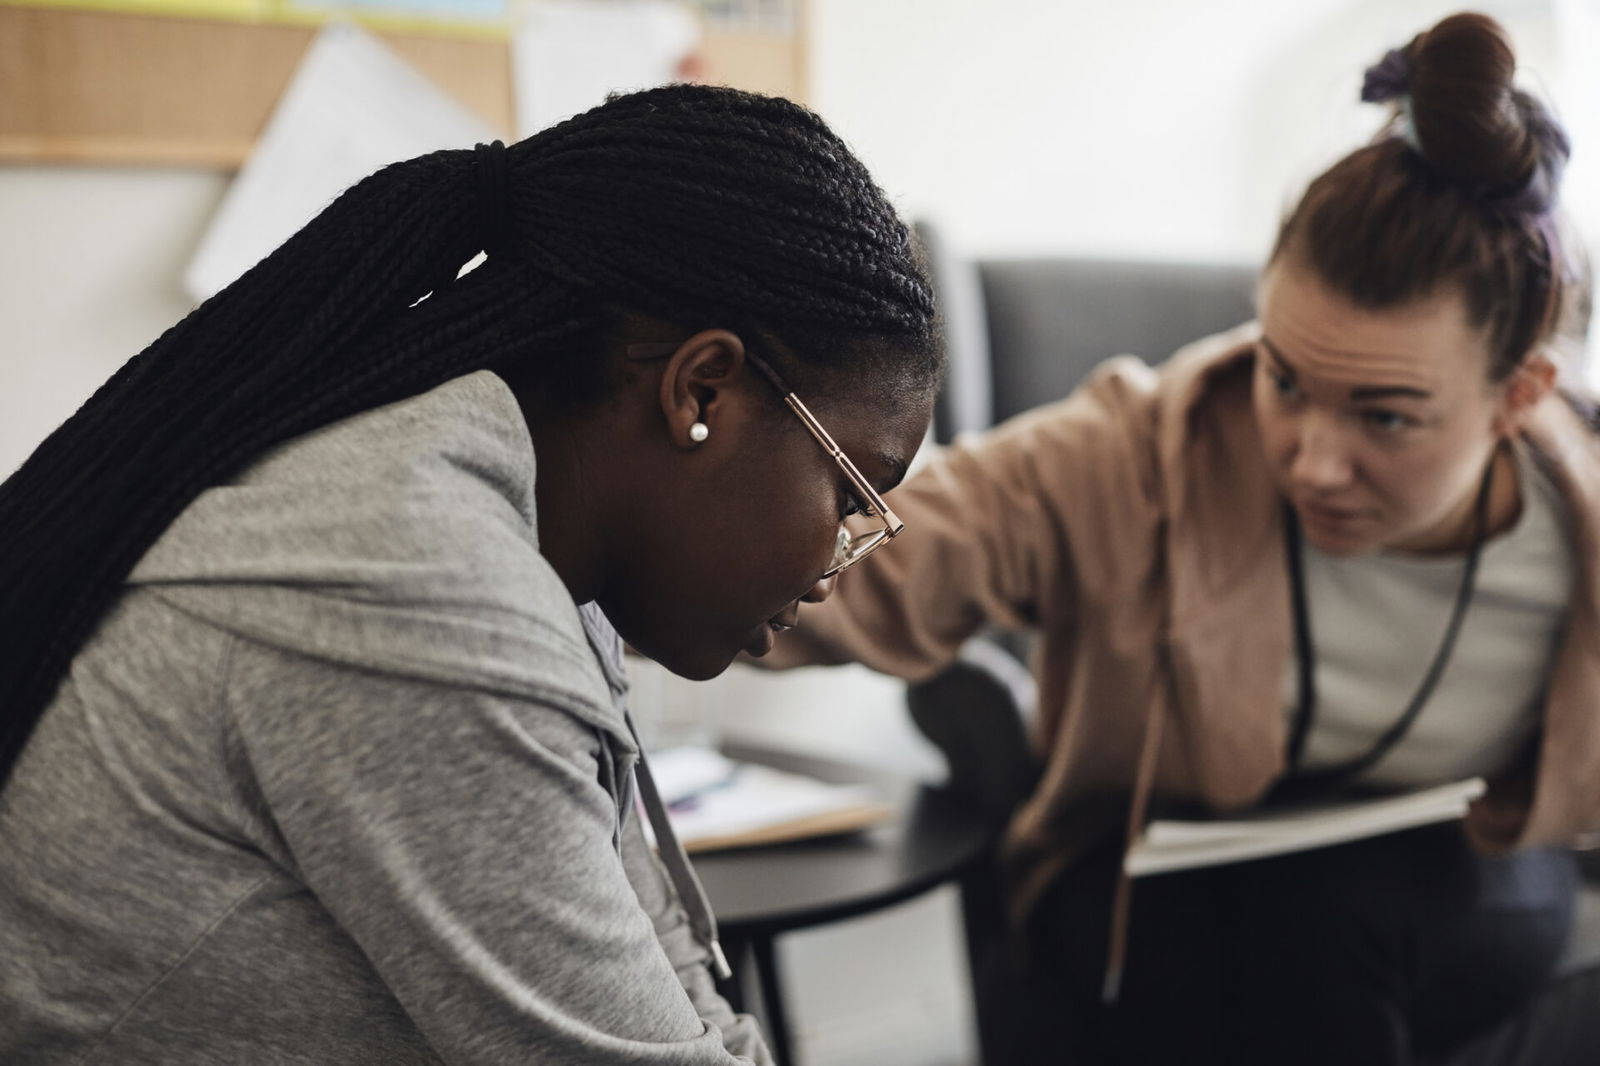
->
[[1495, 107, 1570, 218], [1359, 47, 1424, 156], [475, 139, 512, 258], [1360, 43, 1568, 218], [1360, 48, 1411, 103]]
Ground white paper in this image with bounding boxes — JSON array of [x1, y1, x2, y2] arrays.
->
[[649, 745, 740, 806], [667, 764, 883, 849], [512, 0, 699, 137], [1126, 777, 1486, 877], [642, 747, 885, 851], [185, 22, 500, 302]]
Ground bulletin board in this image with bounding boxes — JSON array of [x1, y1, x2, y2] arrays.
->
[[0, 1, 806, 167]]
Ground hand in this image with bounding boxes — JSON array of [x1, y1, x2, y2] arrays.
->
[[1466, 791, 1529, 849]]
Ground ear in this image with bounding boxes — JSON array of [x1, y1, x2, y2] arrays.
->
[[1491, 351, 1557, 439], [657, 329, 748, 449]]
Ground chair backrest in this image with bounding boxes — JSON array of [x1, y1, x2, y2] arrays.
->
[[916, 218, 1259, 441], [980, 258, 1258, 424]]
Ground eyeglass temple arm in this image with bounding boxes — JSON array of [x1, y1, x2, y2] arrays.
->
[[630, 343, 904, 534]]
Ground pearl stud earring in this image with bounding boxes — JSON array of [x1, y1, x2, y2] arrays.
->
[[689, 422, 709, 443]]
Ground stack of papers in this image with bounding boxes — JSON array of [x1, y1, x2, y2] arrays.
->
[[647, 747, 893, 854], [1125, 777, 1486, 877]]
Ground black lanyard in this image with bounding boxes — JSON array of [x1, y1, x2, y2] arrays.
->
[[1273, 458, 1496, 801]]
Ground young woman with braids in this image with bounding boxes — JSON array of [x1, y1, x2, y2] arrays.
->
[[0, 85, 939, 1063], [764, 13, 1598, 1065]]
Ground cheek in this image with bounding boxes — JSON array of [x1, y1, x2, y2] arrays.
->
[[708, 460, 839, 614], [1362, 448, 1430, 501], [741, 497, 837, 596], [1357, 438, 1474, 520], [1251, 382, 1296, 469]]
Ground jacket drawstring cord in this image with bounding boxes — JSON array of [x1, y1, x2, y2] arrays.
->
[[628, 726, 735, 981], [1102, 672, 1168, 1004]]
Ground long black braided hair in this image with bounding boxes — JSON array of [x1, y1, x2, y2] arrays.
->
[[0, 84, 938, 786]]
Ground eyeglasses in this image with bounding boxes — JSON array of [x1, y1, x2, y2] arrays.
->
[[626, 340, 905, 578]]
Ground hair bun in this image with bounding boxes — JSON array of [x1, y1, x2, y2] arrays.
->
[[1404, 13, 1567, 211]]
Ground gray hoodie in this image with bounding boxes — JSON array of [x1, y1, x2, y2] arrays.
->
[[0, 371, 772, 1065]]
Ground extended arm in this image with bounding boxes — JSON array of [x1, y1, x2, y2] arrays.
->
[[766, 357, 1162, 682]]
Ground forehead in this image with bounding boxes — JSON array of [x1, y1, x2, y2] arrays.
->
[[1257, 261, 1493, 391]]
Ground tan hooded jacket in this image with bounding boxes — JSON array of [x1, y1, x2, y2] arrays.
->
[[768, 326, 1600, 931]]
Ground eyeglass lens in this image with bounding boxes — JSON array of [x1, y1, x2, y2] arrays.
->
[[827, 525, 893, 575]]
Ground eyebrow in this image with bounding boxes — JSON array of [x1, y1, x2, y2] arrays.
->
[[1259, 337, 1434, 402]]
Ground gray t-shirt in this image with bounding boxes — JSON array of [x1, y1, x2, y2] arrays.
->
[[0, 371, 771, 1065]]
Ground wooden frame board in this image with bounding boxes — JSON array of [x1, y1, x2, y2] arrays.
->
[[0, 4, 805, 169]]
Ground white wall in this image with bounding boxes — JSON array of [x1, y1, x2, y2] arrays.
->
[[807, 0, 1577, 262], [1, 166, 226, 477]]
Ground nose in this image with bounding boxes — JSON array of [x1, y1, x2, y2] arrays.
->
[[802, 574, 837, 604], [1288, 414, 1354, 493]]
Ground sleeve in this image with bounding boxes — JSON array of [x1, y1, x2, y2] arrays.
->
[[764, 356, 1163, 682], [221, 635, 761, 1066], [618, 814, 773, 1065]]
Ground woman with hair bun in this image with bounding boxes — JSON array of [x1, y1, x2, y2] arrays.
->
[[0, 85, 939, 1063], [765, 12, 1598, 1064]]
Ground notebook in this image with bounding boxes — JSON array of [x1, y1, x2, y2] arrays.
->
[[1124, 777, 1487, 877]]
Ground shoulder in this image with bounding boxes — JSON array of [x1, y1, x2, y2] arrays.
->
[[1523, 389, 1600, 566], [968, 324, 1260, 491], [1152, 323, 1260, 419]]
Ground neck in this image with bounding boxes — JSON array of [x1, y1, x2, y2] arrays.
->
[[527, 413, 608, 606]]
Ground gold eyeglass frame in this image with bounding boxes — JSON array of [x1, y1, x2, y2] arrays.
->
[[625, 340, 905, 578]]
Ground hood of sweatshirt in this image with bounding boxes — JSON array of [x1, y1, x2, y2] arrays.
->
[[126, 370, 625, 744]]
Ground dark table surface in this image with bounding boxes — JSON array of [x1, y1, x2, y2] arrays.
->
[[689, 743, 994, 936]]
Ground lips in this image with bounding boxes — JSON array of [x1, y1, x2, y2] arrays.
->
[[744, 612, 798, 658], [1298, 499, 1367, 526], [744, 624, 776, 657]]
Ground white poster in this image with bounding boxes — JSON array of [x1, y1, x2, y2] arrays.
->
[[512, 0, 699, 137], [184, 22, 500, 302]]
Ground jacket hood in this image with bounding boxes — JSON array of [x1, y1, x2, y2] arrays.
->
[[126, 371, 622, 737]]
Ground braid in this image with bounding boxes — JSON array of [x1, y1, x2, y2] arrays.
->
[[0, 84, 936, 785]]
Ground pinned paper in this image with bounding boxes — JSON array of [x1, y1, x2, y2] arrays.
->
[[284, 0, 508, 28], [512, 0, 699, 137], [184, 22, 500, 301]]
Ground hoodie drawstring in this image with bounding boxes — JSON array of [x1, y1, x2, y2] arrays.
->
[[627, 717, 734, 981]]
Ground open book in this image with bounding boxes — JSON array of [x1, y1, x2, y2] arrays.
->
[[1124, 777, 1486, 877], [647, 746, 894, 854]]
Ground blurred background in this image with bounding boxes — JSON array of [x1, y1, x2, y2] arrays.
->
[[4, 2, 1596, 1062]]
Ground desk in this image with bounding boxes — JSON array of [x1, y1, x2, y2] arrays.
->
[[692, 745, 992, 1066]]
